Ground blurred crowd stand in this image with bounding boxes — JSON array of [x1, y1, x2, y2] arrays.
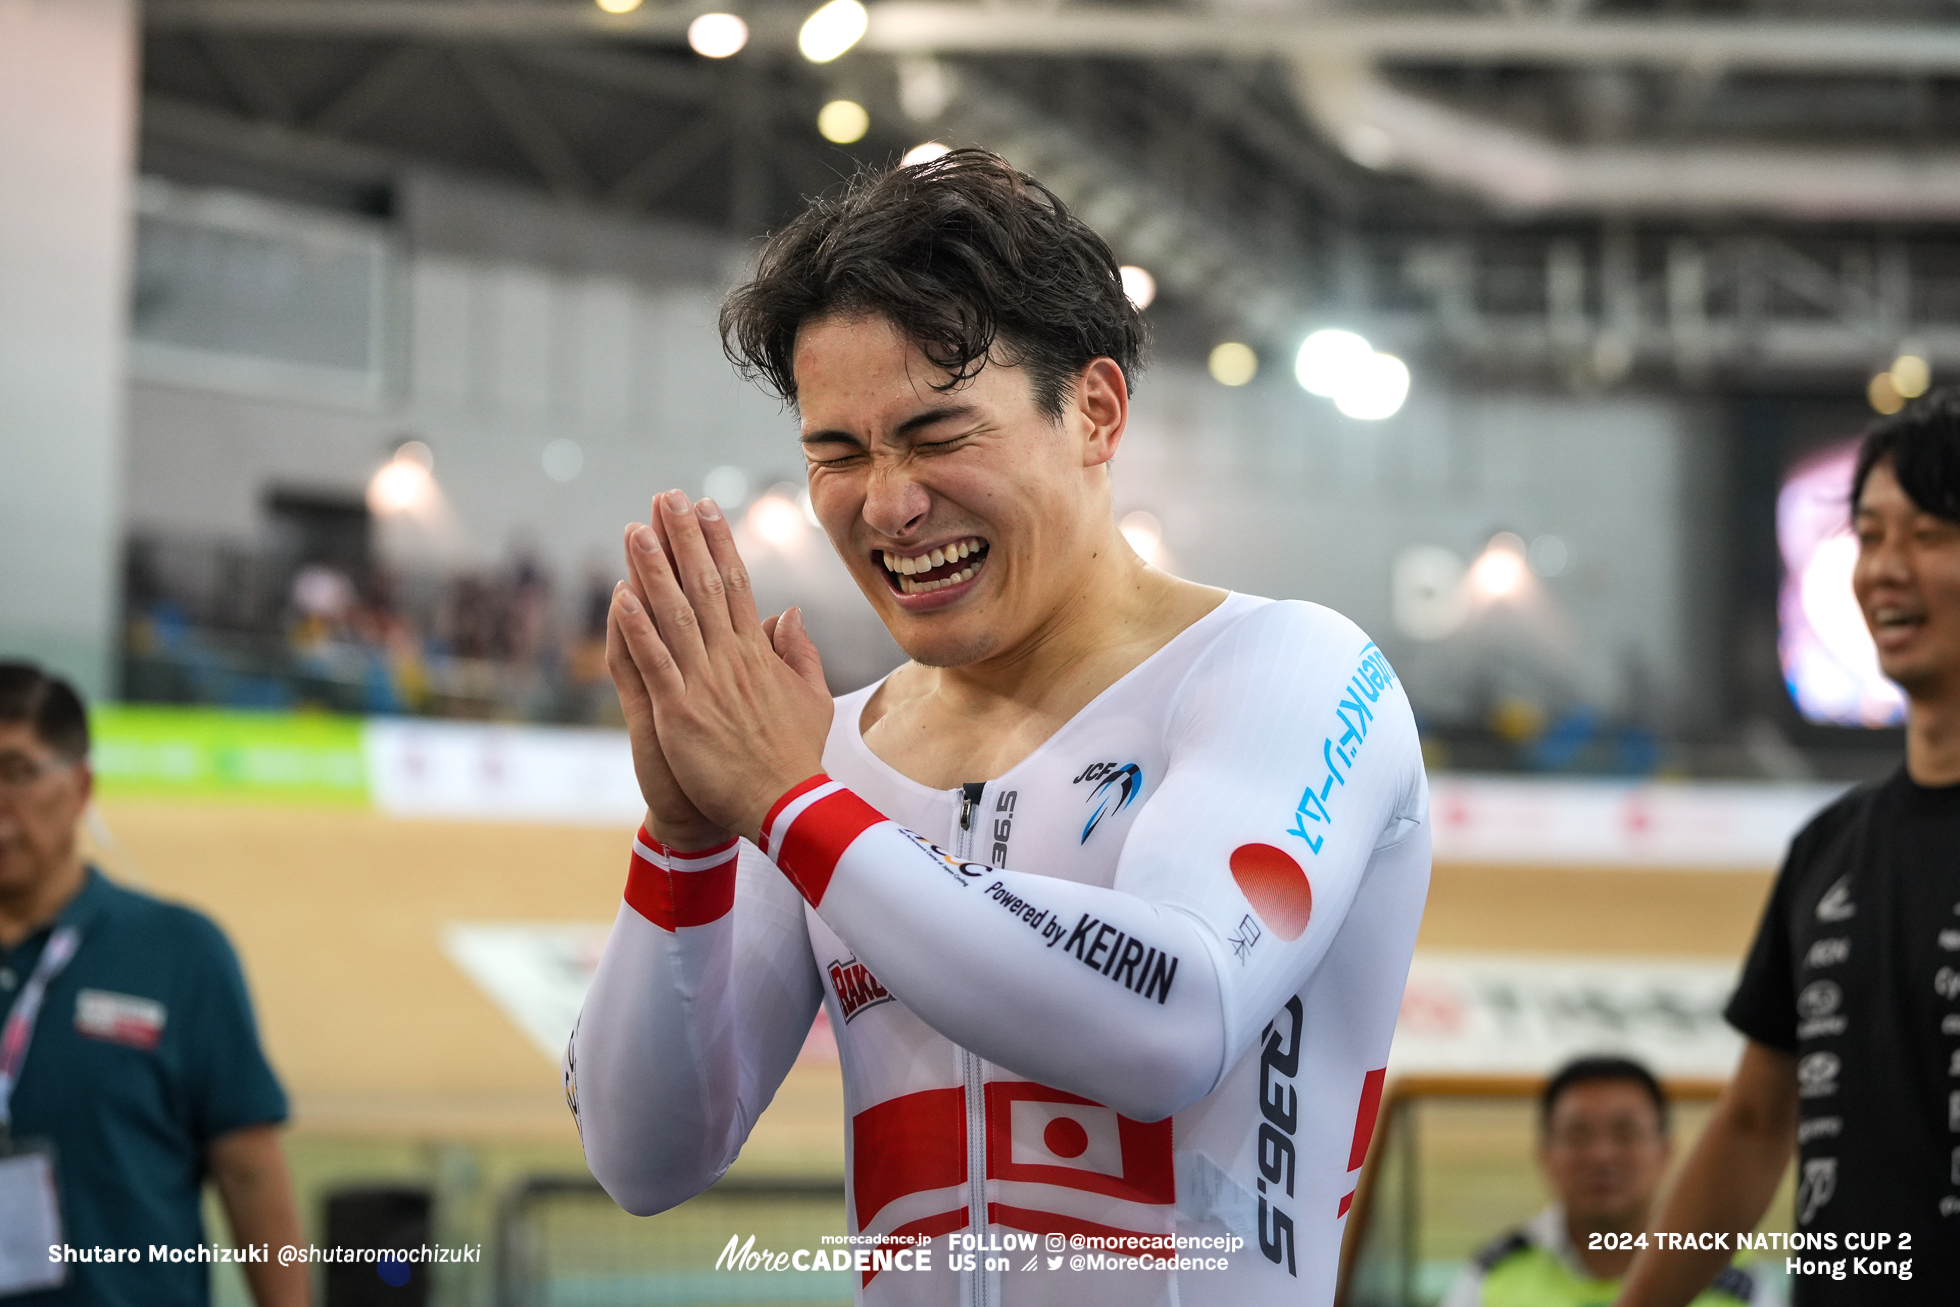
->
[[122, 532, 621, 725]]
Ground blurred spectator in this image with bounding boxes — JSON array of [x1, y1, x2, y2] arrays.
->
[[566, 566, 624, 725], [0, 662, 305, 1306], [1441, 1057, 1776, 1307], [122, 533, 626, 724]]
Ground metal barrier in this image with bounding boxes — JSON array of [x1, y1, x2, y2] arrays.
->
[[495, 1175, 850, 1307]]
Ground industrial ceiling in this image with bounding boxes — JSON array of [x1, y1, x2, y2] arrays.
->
[[140, 0, 1960, 389]]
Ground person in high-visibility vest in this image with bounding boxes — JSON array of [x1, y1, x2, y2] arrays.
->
[[1442, 1057, 1780, 1307]]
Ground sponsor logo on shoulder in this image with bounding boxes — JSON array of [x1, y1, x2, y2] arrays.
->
[[1230, 844, 1314, 942], [827, 955, 894, 1022], [1287, 644, 1398, 857], [1073, 762, 1142, 844], [1815, 875, 1856, 923], [1796, 1116, 1841, 1146]]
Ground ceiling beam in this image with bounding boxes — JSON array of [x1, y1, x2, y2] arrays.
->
[[147, 2, 1960, 75], [454, 51, 594, 200], [309, 44, 438, 135], [144, 95, 402, 185]]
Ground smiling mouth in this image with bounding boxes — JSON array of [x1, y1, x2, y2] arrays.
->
[[877, 537, 989, 595], [1872, 606, 1927, 637]]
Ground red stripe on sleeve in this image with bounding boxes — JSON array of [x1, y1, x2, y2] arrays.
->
[[776, 788, 888, 907], [850, 1087, 967, 1229], [669, 854, 737, 928], [758, 774, 835, 854], [623, 847, 675, 931], [1347, 1066, 1387, 1172], [623, 838, 738, 932]]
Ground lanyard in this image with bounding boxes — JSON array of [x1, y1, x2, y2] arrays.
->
[[0, 926, 80, 1135]]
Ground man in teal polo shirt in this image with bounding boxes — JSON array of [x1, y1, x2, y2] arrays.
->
[[0, 663, 306, 1306]]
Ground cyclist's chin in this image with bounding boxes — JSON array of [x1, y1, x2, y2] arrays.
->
[[885, 601, 1012, 671]]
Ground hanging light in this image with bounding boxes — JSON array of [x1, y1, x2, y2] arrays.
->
[[687, 13, 748, 57], [798, 0, 867, 63], [817, 99, 870, 144]]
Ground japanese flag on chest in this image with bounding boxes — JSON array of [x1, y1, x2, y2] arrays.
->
[[986, 1081, 1175, 1237]]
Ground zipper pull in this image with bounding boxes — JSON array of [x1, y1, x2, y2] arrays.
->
[[959, 782, 985, 831]]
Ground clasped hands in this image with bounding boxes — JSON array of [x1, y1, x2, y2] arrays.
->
[[606, 489, 834, 851]]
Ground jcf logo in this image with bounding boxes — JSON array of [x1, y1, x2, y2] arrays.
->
[[1074, 761, 1143, 844], [827, 955, 893, 1022]]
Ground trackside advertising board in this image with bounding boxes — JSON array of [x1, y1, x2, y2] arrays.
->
[[90, 705, 368, 805], [89, 706, 1846, 858]]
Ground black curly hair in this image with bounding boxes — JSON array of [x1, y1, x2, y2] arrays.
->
[[719, 149, 1148, 419], [1853, 386, 1960, 524]]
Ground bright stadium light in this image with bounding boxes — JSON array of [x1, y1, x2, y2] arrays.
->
[[1891, 352, 1930, 399], [1294, 329, 1374, 397], [1869, 370, 1905, 415], [1118, 266, 1156, 310], [687, 13, 748, 57], [817, 99, 870, 144], [595, 0, 643, 13], [1119, 510, 1164, 565], [1468, 533, 1530, 601], [798, 0, 867, 63], [902, 141, 950, 168], [1295, 329, 1410, 420], [747, 494, 807, 547], [1333, 351, 1411, 420], [1208, 342, 1257, 387], [367, 442, 436, 515]]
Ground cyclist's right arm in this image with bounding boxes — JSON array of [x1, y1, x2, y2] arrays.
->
[[567, 829, 823, 1216]]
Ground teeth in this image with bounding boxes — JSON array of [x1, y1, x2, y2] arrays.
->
[[880, 538, 985, 575], [897, 564, 978, 595]]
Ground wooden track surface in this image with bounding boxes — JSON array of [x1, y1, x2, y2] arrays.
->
[[88, 801, 1775, 1163], [1419, 862, 1774, 958]]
